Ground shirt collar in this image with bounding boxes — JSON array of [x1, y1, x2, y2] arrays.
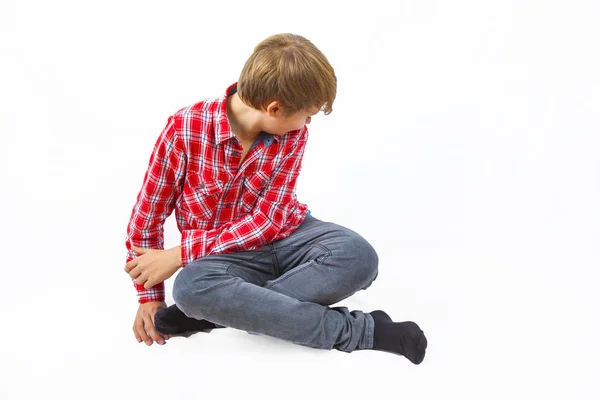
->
[[214, 82, 279, 147]]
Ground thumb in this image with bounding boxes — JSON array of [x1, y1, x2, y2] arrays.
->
[[131, 245, 147, 254]]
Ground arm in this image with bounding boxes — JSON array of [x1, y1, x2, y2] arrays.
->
[[125, 115, 186, 303], [179, 127, 309, 266]]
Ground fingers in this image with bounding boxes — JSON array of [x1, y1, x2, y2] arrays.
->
[[143, 276, 156, 290], [127, 264, 148, 286], [143, 314, 166, 345], [129, 269, 141, 280], [124, 259, 137, 273], [128, 265, 143, 280], [135, 272, 148, 287], [129, 267, 154, 288], [132, 325, 142, 343], [134, 318, 151, 345], [132, 267, 161, 288], [133, 306, 169, 346]]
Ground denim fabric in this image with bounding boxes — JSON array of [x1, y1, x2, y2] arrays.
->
[[172, 215, 379, 352]]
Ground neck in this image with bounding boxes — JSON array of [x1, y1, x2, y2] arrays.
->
[[227, 92, 263, 142]]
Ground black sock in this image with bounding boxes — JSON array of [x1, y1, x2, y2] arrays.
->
[[369, 310, 428, 365], [154, 304, 224, 335]]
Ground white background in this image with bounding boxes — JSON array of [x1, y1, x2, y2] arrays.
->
[[1, 0, 599, 398]]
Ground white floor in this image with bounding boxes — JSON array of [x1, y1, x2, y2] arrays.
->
[[2, 1, 599, 399]]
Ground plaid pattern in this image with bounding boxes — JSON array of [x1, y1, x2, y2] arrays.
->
[[125, 83, 310, 303]]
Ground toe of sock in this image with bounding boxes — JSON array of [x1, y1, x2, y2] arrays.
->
[[407, 331, 428, 365]]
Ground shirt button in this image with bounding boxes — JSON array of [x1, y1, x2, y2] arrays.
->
[[200, 183, 205, 188], [225, 203, 231, 208], [260, 180, 266, 185]]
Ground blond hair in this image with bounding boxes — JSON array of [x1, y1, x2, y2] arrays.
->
[[237, 33, 337, 116]]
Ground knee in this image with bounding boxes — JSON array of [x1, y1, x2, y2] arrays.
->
[[172, 265, 195, 313], [171, 263, 215, 318], [342, 230, 379, 288]]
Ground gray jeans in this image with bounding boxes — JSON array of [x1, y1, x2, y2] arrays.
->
[[172, 215, 379, 352]]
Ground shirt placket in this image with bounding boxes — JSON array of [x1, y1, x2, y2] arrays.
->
[[220, 138, 261, 221]]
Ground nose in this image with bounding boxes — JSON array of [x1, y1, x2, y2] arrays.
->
[[306, 117, 312, 124]]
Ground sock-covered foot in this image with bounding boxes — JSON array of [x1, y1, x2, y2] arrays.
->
[[369, 310, 428, 365], [154, 304, 224, 335]]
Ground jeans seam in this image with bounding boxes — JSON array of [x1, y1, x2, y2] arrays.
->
[[225, 250, 277, 276], [271, 243, 282, 277], [265, 244, 332, 289]]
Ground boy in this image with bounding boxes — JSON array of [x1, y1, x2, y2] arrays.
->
[[124, 33, 427, 364]]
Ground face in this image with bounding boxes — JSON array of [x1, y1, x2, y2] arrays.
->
[[263, 106, 320, 136]]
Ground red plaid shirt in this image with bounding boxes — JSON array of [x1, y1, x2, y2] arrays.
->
[[125, 83, 310, 303]]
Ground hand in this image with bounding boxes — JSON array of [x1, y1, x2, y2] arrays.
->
[[125, 246, 182, 289], [133, 301, 170, 345]]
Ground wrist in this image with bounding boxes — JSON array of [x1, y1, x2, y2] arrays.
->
[[171, 245, 183, 268]]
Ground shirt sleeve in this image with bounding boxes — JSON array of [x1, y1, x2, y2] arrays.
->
[[125, 115, 186, 303], [180, 127, 308, 266]]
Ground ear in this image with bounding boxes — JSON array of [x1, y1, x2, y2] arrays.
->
[[266, 100, 284, 116]]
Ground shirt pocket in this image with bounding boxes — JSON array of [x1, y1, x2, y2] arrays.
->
[[181, 172, 224, 224], [241, 170, 270, 213]]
